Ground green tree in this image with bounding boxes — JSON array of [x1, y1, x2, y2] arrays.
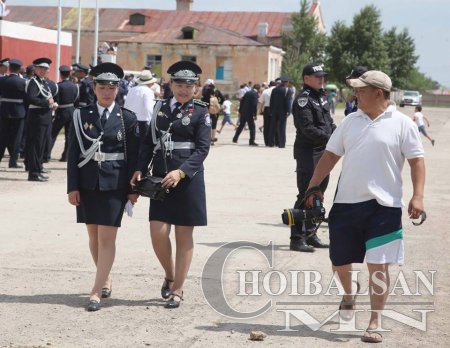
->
[[281, 0, 326, 85], [405, 68, 439, 92], [384, 28, 418, 88], [325, 5, 389, 86]]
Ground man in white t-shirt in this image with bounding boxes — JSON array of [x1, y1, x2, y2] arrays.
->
[[124, 70, 156, 143], [304, 71, 425, 344], [413, 105, 435, 146]]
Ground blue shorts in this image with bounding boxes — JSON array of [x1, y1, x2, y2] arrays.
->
[[328, 200, 404, 266], [418, 125, 428, 136]]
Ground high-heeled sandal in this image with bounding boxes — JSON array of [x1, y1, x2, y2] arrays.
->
[[161, 278, 174, 299], [164, 291, 183, 309]]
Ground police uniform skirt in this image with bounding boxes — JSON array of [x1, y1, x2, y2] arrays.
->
[[149, 170, 207, 226], [77, 189, 127, 227]]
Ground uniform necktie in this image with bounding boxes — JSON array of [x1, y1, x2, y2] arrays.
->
[[173, 101, 182, 116], [101, 108, 108, 128]]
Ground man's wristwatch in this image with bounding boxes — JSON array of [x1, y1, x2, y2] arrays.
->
[[178, 169, 186, 179]]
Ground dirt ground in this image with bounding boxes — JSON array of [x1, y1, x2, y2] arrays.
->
[[0, 105, 449, 347]]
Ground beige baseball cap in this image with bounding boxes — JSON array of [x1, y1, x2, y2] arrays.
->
[[347, 70, 392, 92]]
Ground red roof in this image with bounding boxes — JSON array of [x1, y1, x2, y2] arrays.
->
[[121, 22, 264, 46], [6, 6, 292, 38]]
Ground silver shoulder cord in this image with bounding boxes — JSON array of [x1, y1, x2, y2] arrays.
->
[[150, 101, 173, 158], [72, 108, 104, 168], [31, 77, 53, 100]]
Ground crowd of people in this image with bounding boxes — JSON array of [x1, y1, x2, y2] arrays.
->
[[0, 56, 433, 343]]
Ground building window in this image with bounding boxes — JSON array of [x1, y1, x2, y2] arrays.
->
[[129, 13, 145, 26], [181, 56, 196, 62], [181, 26, 195, 39], [146, 55, 162, 77], [216, 57, 232, 81]]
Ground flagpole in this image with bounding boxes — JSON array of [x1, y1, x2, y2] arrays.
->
[[56, 0, 62, 80], [76, 0, 81, 63], [93, 0, 99, 66]]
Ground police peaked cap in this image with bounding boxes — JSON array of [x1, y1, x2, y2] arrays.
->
[[0, 58, 10, 67], [167, 60, 202, 85], [91, 62, 124, 85], [9, 59, 23, 67], [33, 57, 52, 68], [346, 66, 368, 80], [73, 63, 89, 73], [59, 65, 72, 73]]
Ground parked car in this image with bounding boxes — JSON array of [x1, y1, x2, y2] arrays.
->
[[400, 90, 422, 107]]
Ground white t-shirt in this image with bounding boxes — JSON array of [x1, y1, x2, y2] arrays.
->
[[258, 86, 275, 107], [326, 103, 424, 207], [414, 112, 425, 127], [223, 100, 232, 114], [123, 85, 155, 122]]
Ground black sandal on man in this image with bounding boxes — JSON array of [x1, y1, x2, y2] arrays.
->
[[161, 278, 174, 299], [164, 291, 183, 309]]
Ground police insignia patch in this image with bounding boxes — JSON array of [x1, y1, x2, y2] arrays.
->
[[181, 116, 190, 126], [205, 113, 211, 126], [298, 97, 308, 107]]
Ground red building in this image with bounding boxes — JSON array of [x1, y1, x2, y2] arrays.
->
[[0, 20, 72, 80]]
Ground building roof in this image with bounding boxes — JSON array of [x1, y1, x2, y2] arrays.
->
[[6, 6, 292, 38], [121, 22, 264, 46]]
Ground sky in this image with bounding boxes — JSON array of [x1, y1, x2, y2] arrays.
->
[[7, 0, 450, 87]]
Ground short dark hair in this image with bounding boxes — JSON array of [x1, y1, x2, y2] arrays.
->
[[60, 71, 70, 78], [383, 90, 391, 100], [415, 105, 422, 112]]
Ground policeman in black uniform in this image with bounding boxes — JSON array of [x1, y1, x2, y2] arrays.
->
[[344, 66, 368, 116], [50, 65, 79, 161], [131, 60, 211, 309], [290, 63, 336, 252], [25, 57, 58, 182], [73, 63, 95, 107], [67, 62, 139, 312], [0, 59, 27, 168]]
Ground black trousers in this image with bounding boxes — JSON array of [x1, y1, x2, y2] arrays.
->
[[262, 107, 271, 146], [290, 147, 329, 241], [268, 112, 284, 147], [26, 120, 50, 175], [137, 121, 149, 145], [51, 110, 73, 160], [0, 116, 24, 166], [233, 113, 255, 144]]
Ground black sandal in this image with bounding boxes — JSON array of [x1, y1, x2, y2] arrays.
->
[[101, 280, 112, 298], [164, 291, 183, 309], [161, 278, 174, 299]]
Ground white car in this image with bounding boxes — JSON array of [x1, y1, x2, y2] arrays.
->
[[400, 90, 422, 107]]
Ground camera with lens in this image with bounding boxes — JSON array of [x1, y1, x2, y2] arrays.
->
[[281, 196, 326, 227]]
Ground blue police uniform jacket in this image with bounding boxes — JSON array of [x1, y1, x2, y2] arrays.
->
[[26, 76, 54, 125], [0, 74, 27, 118], [55, 79, 79, 120], [67, 103, 139, 193], [137, 98, 211, 178], [292, 85, 336, 156]]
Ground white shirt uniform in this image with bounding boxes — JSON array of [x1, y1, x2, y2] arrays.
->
[[124, 85, 155, 123]]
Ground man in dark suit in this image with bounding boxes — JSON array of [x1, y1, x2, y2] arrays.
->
[[73, 63, 95, 107], [0, 58, 27, 168], [232, 84, 260, 146], [50, 65, 79, 162], [25, 57, 58, 182], [269, 76, 293, 148]]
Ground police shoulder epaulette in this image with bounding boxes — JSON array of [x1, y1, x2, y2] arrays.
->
[[120, 106, 135, 114], [154, 98, 164, 102], [193, 99, 208, 107], [301, 89, 311, 96]]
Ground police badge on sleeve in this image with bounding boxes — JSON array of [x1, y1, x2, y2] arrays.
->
[[205, 113, 211, 127], [298, 97, 308, 108]]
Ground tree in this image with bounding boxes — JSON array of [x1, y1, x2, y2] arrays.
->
[[384, 28, 418, 89], [281, 0, 326, 85], [325, 5, 389, 86], [405, 68, 439, 92]]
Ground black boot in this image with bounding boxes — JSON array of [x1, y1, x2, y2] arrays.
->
[[306, 234, 329, 248], [290, 238, 315, 252]]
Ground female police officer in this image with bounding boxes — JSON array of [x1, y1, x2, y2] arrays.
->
[[131, 61, 211, 309], [67, 63, 139, 311]]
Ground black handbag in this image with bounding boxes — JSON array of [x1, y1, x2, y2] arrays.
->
[[133, 130, 169, 201]]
